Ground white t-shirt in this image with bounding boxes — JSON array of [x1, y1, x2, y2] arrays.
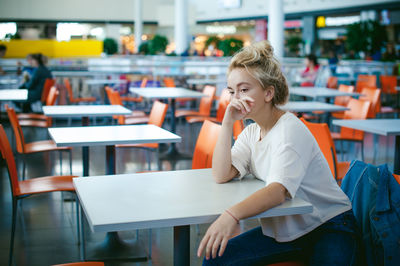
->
[[231, 112, 351, 242]]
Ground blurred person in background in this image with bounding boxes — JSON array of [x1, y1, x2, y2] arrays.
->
[[17, 53, 52, 112], [0, 44, 7, 75], [300, 54, 319, 87]]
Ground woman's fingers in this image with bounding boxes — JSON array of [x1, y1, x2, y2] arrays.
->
[[211, 235, 223, 259], [218, 237, 229, 257], [197, 233, 210, 257], [205, 234, 216, 260]]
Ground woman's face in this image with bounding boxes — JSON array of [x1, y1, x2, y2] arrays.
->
[[31, 59, 39, 67], [227, 67, 270, 119]]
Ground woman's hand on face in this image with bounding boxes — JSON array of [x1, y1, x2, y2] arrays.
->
[[225, 96, 255, 122], [197, 211, 240, 260]]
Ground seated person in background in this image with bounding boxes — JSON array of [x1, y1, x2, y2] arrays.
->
[[18, 53, 52, 112], [197, 41, 359, 265], [18, 53, 35, 82], [0, 44, 7, 75], [300, 54, 319, 87]]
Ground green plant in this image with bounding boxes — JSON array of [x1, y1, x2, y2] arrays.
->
[[205, 36, 220, 49], [345, 20, 387, 56], [148, 35, 168, 55], [218, 38, 243, 56], [138, 42, 149, 54], [286, 36, 302, 54], [103, 38, 118, 55]]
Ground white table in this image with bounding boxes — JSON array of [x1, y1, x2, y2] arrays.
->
[[332, 119, 400, 174], [49, 124, 181, 261], [85, 79, 127, 86], [0, 89, 28, 101], [186, 78, 226, 86], [43, 105, 131, 118], [280, 101, 349, 113], [290, 87, 360, 100], [130, 87, 205, 158], [73, 168, 313, 266]]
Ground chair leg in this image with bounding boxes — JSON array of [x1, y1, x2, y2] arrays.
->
[[9, 198, 18, 266], [148, 229, 152, 259], [59, 151, 63, 175], [146, 150, 151, 171], [156, 148, 161, 171], [79, 204, 86, 261], [69, 150, 73, 175], [22, 155, 26, 181], [75, 194, 80, 245]]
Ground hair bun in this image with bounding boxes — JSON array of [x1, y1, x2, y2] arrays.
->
[[253, 40, 274, 59]]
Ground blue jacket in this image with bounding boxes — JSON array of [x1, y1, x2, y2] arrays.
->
[[341, 160, 400, 266], [20, 65, 52, 102]]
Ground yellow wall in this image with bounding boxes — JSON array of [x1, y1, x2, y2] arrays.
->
[[0, 39, 103, 58]]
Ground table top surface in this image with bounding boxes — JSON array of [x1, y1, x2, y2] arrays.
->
[[85, 79, 128, 85], [332, 119, 400, 136], [49, 124, 181, 147], [0, 89, 28, 101], [280, 101, 349, 112], [186, 78, 226, 85], [290, 87, 360, 98], [130, 87, 205, 99], [43, 105, 132, 117], [73, 168, 313, 232]]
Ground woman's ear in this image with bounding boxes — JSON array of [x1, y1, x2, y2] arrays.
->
[[264, 86, 275, 103]]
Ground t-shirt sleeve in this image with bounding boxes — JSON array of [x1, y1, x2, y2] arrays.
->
[[231, 127, 252, 179], [266, 144, 307, 198]]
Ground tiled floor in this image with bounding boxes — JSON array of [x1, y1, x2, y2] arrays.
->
[[0, 115, 396, 266]]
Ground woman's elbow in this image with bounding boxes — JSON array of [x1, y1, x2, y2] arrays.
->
[[212, 169, 229, 184]]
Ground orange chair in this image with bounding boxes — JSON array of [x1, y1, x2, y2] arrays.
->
[[163, 77, 175, 87], [394, 174, 400, 184], [233, 120, 245, 140], [64, 78, 96, 104], [115, 100, 169, 170], [331, 98, 371, 161], [6, 106, 73, 180], [355, 74, 376, 92], [359, 87, 381, 118], [0, 125, 79, 266], [192, 120, 222, 169], [40, 78, 56, 103], [326, 76, 338, 89], [186, 88, 231, 124], [17, 86, 59, 128], [105, 87, 146, 122], [331, 84, 356, 119], [175, 85, 216, 118], [52, 263, 104, 266], [301, 118, 350, 184]]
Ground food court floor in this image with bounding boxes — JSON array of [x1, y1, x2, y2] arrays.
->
[[0, 116, 396, 265]]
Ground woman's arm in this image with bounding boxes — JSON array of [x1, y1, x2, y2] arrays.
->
[[197, 182, 287, 260], [212, 96, 254, 183]]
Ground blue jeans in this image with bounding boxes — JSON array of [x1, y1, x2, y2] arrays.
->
[[203, 210, 360, 266]]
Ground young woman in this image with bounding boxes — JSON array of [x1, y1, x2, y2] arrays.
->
[[197, 41, 359, 265], [300, 54, 320, 86], [18, 53, 52, 112]]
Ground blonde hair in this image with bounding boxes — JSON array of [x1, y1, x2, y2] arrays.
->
[[228, 40, 288, 106]]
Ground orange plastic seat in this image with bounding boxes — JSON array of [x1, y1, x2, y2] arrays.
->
[[359, 87, 381, 118], [326, 76, 338, 89], [175, 85, 216, 118], [379, 75, 399, 116], [233, 120, 245, 140], [18, 86, 59, 128], [192, 120, 222, 169], [116, 100, 169, 170], [393, 174, 400, 184], [355, 74, 376, 92], [331, 84, 356, 119], [64, 78, 96, 104], [0, 125, 79, 266], [40, 78, 56, 103], [301, 118, 350, 184], [6, 106, 73, 180], [331, 98, 371, 161]]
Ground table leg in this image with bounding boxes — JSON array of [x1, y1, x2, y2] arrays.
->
[[394, 135, 399, 174], [174, 225, 190, 266], [161, 98, 191, 160], [84, 145, 148, 261], [82, 116, 90, 176]]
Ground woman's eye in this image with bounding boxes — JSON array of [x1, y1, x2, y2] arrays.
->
[[240, 88, 248, 93], [228, 91, 234, 95]]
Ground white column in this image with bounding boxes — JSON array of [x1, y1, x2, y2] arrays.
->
[[174, 0, 188, 55], [268, 0, 284, 58], [134, 0, 143, 53]]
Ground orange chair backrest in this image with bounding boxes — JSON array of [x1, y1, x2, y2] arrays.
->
[[215, 89, 231, 123], [105, 86, 116, 104], [5, 106, 26, 154], [0, 125, 20, 196], [393, 174, 400, 185], [198, 85, 216, 116], [356, 75, 376, 92], [140, 77, 148, 88], [380, 75, 397, 94], [233, 120, 244, 140], [46, 86, 59, 106], [192, 120, 222, 169], [148, 101, 169, 127], [360, 87, 381, 118], [341, 98, 371, 140], [301, 118, 337, 179], [163, 77, 175, 87], [334, 84, 355, 107], [326, 76, 338, 89], [63, 78, 75, 102], [41, 78, 56, 103]]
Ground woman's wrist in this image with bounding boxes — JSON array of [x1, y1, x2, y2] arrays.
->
[[225, 209, 240, 224]]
